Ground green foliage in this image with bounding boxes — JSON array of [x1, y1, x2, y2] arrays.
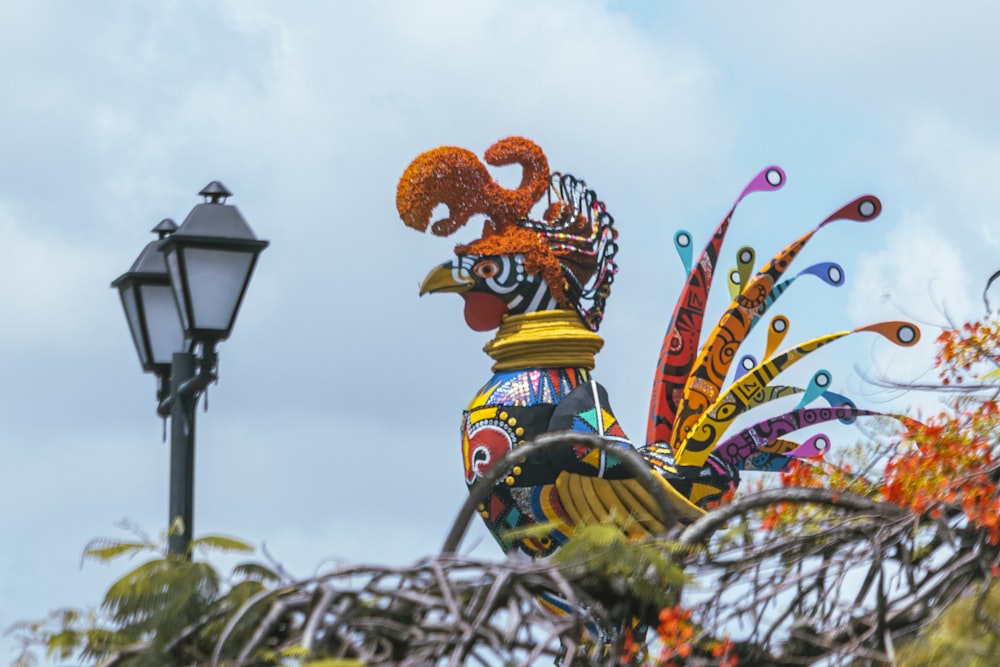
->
[[7, 527, 284, 667], [232, 561, 285, 585], [250, 645, 365, 666], [548, 520, 691, 625], [84, 540, 157, 563], [895, 582, 1000, 666], [189, 535, 256, 556]]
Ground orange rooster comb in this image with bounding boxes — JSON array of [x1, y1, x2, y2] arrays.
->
[[397, 136, 618, 330]]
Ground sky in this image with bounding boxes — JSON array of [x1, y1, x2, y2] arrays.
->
[[2, 1, 1000, 662]]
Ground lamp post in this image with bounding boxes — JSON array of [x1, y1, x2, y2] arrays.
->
[[112, 182, 268, 556]]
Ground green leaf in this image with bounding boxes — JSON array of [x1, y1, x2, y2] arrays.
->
[[167, 516, 186, 538], [11, 651, 38, 667], [191, 534, 254, 555], [897, 581, 1000, 665], [232, 561, 282, 584], [83, 540, 153, 564], [45, 630, 79, 659], [103, 559, 169, 610], [503, 521, 562, 542], [218, 580, 265, 608], [979, 366, 1000, 382]]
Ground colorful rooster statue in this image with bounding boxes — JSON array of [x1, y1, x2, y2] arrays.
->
[[397, 136, 919, 558]]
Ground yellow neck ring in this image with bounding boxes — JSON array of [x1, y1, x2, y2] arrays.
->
[[484, 310, 605, 372]]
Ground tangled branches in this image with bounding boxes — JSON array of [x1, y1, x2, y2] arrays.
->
[[15, 451, 1000, 665], [183, 484, 994, 666], [16, 456, 1000, 666], [677, 487, 998, 665], [207, 555, 619, 666]]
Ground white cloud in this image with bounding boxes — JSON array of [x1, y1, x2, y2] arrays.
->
[[0, 209, 122, 351], [844, 109, 1000, 385], [849, 214, 975, 327], [897, 113, 1000, 251], [842, 212, 972, 413]]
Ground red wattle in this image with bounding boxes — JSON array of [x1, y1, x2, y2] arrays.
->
[[461, 292, 509, 331]]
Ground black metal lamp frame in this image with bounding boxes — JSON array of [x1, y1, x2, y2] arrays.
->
[[113, 182, 267, 557]]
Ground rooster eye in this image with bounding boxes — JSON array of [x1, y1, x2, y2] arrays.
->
[[472, 259, 500, 279]]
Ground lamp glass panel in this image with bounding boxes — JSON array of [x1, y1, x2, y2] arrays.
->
[[181, 247, 255, 332], [120, 284, 149, 367], [165, 250, 190, 331], [140, 283, 186, 365]]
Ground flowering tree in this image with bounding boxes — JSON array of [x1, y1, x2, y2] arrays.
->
[[662, 311, 1000, 666]]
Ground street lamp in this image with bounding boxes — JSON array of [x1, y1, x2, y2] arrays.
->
[[112, 182, 269, 556], [112, 218, 187, 384]]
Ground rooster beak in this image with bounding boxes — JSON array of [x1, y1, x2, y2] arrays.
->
[[419, 261, 474, 295]]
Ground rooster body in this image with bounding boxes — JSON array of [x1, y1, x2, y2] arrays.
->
[[399, 137, 919, 557], [421, 250, 641, 555]]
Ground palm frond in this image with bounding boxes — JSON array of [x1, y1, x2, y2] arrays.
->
[[191, 534, 254, 555]]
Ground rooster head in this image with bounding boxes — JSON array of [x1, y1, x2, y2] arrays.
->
[[419, 252, 558, 332], [399, 137, 618, 332]]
